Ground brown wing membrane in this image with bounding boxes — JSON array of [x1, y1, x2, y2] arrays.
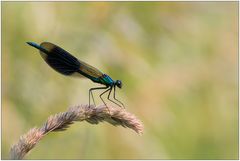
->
[[40, 42, 85, 78], [78, 59, 104, 78], [39, 42, 104, 79]]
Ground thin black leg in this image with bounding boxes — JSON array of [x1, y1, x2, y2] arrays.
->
[[113, 86, 125, 108], [107, 87, 122, 107], [99, 87, 112, 113], [89, 86, 108, 107], [99, 87, 111, 106]]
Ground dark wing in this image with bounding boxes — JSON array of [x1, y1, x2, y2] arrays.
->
[[40, 42, 104, 79], [40, 42, 85, 77], [78, 59, 104, 79]]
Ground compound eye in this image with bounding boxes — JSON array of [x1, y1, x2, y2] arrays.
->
[[117, 80, 122, 88]]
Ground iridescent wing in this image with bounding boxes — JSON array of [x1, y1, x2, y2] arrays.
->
[[39, 42, 83, 77], [78, 59, 104, 78], [39, 42, 104, 79]]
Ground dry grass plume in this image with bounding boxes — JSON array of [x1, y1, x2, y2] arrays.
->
[[10, 105, 144, 159]]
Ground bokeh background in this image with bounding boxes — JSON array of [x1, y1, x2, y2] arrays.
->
[[2, 2, 238, 159]]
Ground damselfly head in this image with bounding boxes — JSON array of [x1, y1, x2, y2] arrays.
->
[[115, 80, 122, 89]]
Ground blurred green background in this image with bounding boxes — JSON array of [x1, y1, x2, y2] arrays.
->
[[2, 2, 238, 159]]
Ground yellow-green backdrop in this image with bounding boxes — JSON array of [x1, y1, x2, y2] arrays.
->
[[2, 2, 238, 159]]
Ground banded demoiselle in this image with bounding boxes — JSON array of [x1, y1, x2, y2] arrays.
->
[[27, 42, 124, 109]]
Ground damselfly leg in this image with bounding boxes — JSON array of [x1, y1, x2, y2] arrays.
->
[[99, 87, 112, 113], [89, 86, 108, 107], [113, 86, 125, 108], [107, 87, 122, 107]]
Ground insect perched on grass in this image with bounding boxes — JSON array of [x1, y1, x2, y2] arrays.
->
[[27, 42, 124, 109]]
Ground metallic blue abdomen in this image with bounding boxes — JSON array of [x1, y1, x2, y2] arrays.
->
[[100, 74, 114, 86]]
